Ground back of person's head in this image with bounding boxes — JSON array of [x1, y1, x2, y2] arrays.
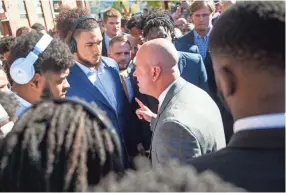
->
[[0, 98, 124, 191], [103, 8, 122, 23], [15, 26, 30, 37], [121, 16, 130, 32], [94, 157, 245, 192], [55, 6, 98, 40], [31, 22, 46, 32], [209, 1, 285, 119], [0, 36, 15, 56], [8, 31, 73, 78]]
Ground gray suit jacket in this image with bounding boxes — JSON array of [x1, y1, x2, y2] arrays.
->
[[150, 77, 226, 167]]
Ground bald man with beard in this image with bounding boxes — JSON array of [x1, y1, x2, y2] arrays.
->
[[133, 38, 226, 167]]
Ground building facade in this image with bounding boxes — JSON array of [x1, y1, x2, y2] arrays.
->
[[0, 0, 87, 37]]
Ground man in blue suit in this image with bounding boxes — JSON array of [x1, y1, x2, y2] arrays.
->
[[174, 1, 234, 143], [55, 7, 141, 167]]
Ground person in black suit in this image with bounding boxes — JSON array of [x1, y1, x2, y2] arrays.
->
[[175, 0, 233, 143], [102, 8, 123, 57], [108, 34, 145, 155], [189, 1, 285, 192]]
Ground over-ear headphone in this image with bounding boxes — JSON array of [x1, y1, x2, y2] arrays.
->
[[69, 16, 97, 53], [9, 33, 53, 85], [49, 97, 123, 165]]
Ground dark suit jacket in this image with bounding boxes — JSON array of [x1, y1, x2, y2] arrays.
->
[[175, 31, 234, 143], [102, 33, 108, 57], [66, 57, 140, 166], [189, 128, 285, 192]]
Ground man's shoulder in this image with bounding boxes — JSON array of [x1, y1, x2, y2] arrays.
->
[[176, 31, 194, 43], [178, 51, 202, 63], [101, 56, 119, 71]]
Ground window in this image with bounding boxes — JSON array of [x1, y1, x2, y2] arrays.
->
[[36, 0, 43, 18], [19, 1, 27, 19]]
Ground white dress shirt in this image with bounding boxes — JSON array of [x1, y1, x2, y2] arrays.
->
[[158, 79, 178, 108], [120, 69, 134, 102], [76, 61, 118, 112], [234, 113, 285, 133], [14, 93, 32, 117], [104, 33, 111, 52]]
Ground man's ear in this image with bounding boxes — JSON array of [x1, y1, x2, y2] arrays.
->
[[218, 67, 236, 98], [152, 66, 162, 82], [29, 73, 44, 89]]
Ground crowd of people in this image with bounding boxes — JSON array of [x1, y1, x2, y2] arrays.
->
[[0, 0, 284, 192]]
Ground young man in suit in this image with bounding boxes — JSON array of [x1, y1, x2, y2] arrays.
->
[[55, 7, 141, 167], [101, 8, 123, 57], [108, 35, 145, 154], [8, 31, 73, 117], [175, 0, 233, 143], [188, 2, 285, 192], [134, 38, 226, 167]]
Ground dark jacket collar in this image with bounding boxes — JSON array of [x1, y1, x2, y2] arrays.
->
[[228, 129, 285, 149]]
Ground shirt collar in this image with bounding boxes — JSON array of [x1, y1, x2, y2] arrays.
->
[[76, 61, 105, 76], [194, 27, 212, 40], [14, 93, 32, 108], [234, 113, 285, 133], [158, 79, 178, 107]]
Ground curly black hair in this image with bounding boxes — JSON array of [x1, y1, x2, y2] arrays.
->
[[8, 31, 74, 75], [0, 91, 18, 122], [0, 99, 124, 191], [209, 1, 285, 73], [142, 15, 176, 41], [126, 16, 142, 30], [93, 157, 245, 192], [0, 36, 15, 55], [55, 6, 98, 40]]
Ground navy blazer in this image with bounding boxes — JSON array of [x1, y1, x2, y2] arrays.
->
[[178, 51, 209, 92], [175, 31, 216, 99], [66, 57, 140, 164]]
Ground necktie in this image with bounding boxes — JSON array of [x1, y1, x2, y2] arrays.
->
[[120, 74, 129, 102]]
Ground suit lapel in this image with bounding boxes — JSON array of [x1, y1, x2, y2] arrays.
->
[[70, 64, 114, 112], [107, 66, 123, 112], [151, 77, 187, 131], [102, 33, 108, 57]]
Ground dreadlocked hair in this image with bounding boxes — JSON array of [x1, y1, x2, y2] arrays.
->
[[0, 99, 124, 191], [143, 17, 176, 41]]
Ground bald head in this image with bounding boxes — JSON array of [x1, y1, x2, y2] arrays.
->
[[176, 18, 187, 25], [137, 38, 179, 70], [134, 38, 180, 98]]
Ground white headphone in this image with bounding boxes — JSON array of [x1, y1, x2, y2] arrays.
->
[[9, 33, 53, 84]]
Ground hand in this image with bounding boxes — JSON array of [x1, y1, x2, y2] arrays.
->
[[135, 97, 156, 122]]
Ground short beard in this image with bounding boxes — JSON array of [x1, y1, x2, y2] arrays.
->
[[41, 86, 53, 100], [77, 51, 100, 68]]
